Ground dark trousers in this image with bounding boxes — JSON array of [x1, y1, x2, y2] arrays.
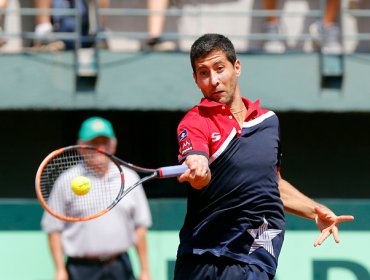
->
[[174, 254, 273, 280], [67, 252, 135, 280]]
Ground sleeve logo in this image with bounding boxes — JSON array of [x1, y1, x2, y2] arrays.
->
[[180, 138, 193, 155], [178, 129, 188, 141]]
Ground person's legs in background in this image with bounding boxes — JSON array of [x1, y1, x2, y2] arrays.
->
[[0, 0, 7, 47], [262, 0, 286, 53], [264, 0, 278, 26], [146, 0, 176, 51], [262, 0, 341, 54], [0, 0, 6, 10], [310, 0, 341, 53], [98, 0, 109, 28], [322, 0, 341, 53], [324, 0, 340, 27], [34, 0, 53, 39], [90, 0, 110, 48], [33, 0, 65, 51]]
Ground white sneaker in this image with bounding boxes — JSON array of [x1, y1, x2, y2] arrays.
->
[[35, 22, 53, 37], [263, 23, 286, 53], [33, 22, 65, 52], [309, 21, 342, 54]]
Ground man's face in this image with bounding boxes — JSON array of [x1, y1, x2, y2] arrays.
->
[[82, 136, 116, 177], [193, 50, 241, 106], [86, 136, 116, 154]]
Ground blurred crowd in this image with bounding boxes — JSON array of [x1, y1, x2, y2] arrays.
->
[[0, 0, 368, 53]]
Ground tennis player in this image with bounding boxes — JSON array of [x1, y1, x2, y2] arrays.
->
[[41, 117, 152, 280], [175, 33, 354, 280]]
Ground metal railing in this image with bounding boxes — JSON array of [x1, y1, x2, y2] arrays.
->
[[97, 8, 325, 42], [340, 8, 370, 41], [0, 7, 84, 50]]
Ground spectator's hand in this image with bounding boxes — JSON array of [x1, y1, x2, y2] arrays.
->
[[313, 205, 354, 247], [138, 270, 151, 280], [178, 155, 210, 190], [55, 268, 68, 280]]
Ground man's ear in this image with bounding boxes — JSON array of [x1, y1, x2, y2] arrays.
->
[[235, 59, 241, 77]]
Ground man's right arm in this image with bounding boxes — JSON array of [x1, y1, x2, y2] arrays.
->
[[48, 232, 68, 280]]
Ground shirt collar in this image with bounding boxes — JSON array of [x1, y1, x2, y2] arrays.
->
[[198, 97, 261, 120]]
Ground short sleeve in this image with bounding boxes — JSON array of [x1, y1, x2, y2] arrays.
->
[[132, 185, 152, 228], [41, 211, 65, 233], [124, 168, 152, 228], [177, 110, 210, 163]]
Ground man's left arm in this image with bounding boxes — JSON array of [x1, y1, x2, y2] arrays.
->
[[135, 226, 151, 280], [278, 173, 354, 246]]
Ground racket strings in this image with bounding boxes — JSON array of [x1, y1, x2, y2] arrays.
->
[[39, 148, 123, 220], [40, 150, 82, 199]]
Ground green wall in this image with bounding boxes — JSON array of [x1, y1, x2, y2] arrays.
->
[[0, 52, 370, 111]]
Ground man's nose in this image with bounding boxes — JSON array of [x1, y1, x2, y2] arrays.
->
[[210, 71, 219, 86]]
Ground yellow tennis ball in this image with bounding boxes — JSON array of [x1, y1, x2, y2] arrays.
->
[[71, 176, 91, 196]]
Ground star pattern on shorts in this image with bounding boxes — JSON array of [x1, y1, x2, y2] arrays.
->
[[247, 217, 282, 257]]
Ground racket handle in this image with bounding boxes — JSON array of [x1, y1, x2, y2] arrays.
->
[[158, 165, 188, 178]]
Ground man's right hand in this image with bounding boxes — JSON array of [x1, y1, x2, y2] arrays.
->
[[178, 155, 211, 190]]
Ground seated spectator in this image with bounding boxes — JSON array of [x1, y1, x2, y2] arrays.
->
[[0, 0, 7, 48], [145, 0, 176, 51], [263, 0, 341, 54], [33, 0, 109, 51]]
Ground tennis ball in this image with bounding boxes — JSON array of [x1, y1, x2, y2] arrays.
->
[[71, 176, 91, 196]]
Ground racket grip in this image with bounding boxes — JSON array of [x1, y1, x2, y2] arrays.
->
[[158, 165, 188, 178]]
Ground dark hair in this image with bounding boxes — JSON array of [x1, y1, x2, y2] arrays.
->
[[190, 33, 237, 74]]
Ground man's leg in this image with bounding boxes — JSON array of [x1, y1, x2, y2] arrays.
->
[[262, 0, 286, 53], [34, 0, 53, 35], [145, 0, 176, 51]]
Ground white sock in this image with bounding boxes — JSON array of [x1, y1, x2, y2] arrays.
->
[[35, 22, 53, 35]]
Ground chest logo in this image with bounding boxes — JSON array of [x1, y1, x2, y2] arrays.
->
[[211, 132, 221, 142]]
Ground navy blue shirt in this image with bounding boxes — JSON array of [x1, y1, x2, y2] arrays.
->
[[177, 98, 285, 276]]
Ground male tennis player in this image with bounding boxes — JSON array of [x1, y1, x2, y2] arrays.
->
[[41, 117, 152, 280], [175, 33, 354, 279]]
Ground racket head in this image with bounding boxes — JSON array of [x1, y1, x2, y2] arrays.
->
[[35, 145, 125, 222]]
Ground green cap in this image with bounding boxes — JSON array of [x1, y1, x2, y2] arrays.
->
[[78, 117, 115, 141]]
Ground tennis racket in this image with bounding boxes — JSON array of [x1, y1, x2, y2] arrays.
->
[[35, 145, 187, 222]]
